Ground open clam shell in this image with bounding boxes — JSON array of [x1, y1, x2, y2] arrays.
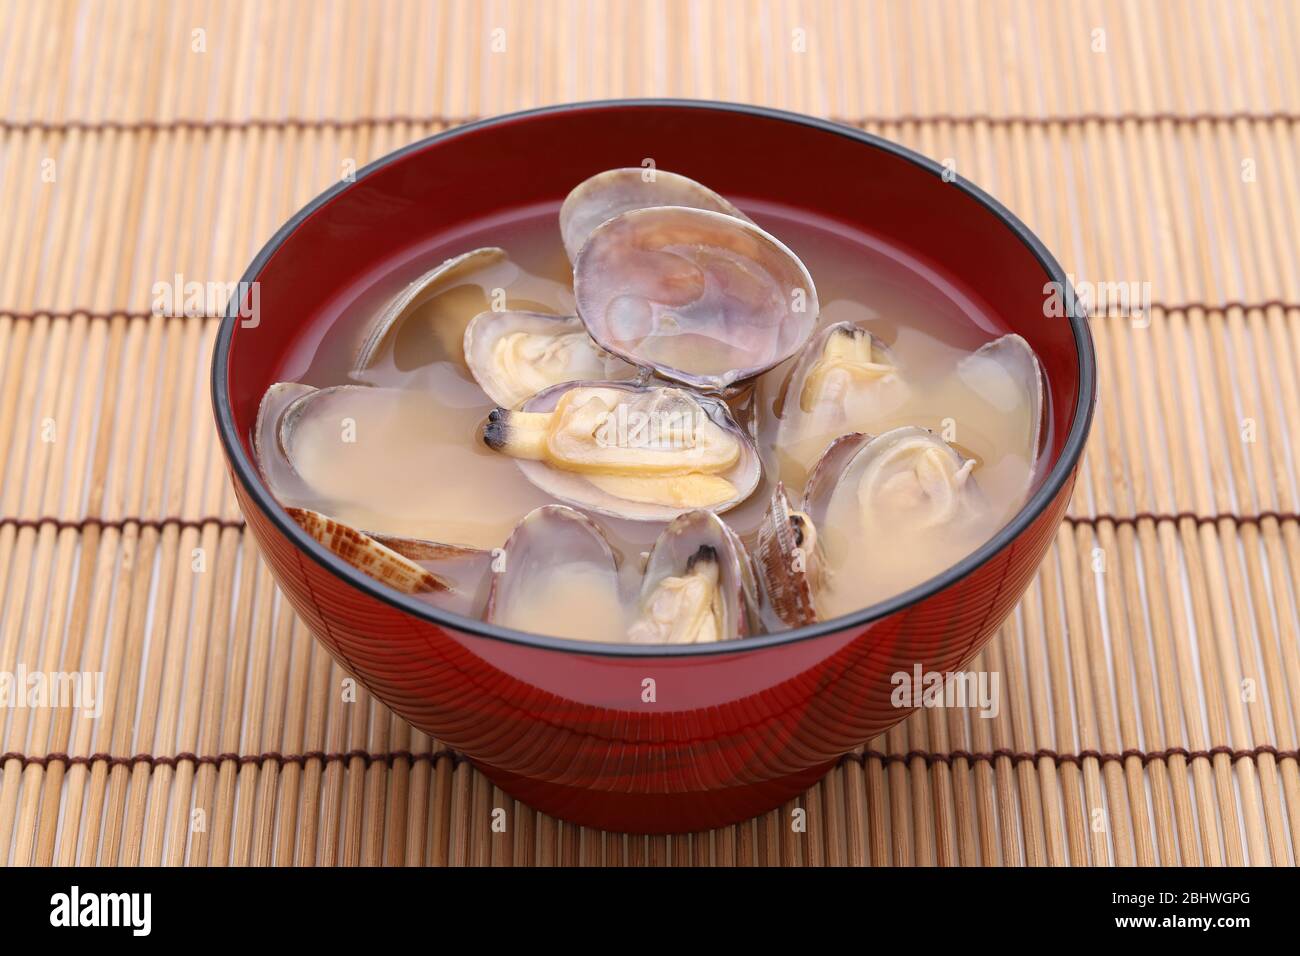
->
[[462, 309, 635, 408], [955, 332, 1046, 488], [573, 206, 819, 392], [753, 483, 821, 628], [254, 381, 316, 500], [257, 383, 498, 605], [801, 427, 985, 617], [485, 505, 625, 643], [804, 426, 982, 532], [773, 321, 910, 479], [628, 510, 759, 645], [275, 382, 553, 549], [286, 507, 450, 595], [482, 380, 762, 521], [559, 167, 753, 262], [352, 247, 508, 373], [802, 432, 870, 526]]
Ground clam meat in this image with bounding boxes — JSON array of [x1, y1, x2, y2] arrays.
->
[[627, 510, 759, 644], [803, 427, 989, 617], [773, 321, 910, 484], [483, 381, 761, 521], [352, 246, 575, 379], [463, 309, 634, 408]]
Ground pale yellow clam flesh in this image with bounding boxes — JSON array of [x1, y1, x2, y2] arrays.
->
[[462, 310, 633, 407], [798, 326, 900, 412], [483, 382, 761, 520], [806, 427, 988, 616], [774, 322, 910, 485], [627, 550, 724, 644], [627, 510, 757, 644], [857, 437, 975, 530]]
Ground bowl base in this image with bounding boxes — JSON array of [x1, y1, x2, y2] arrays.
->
[[475, 757, 838, 835]]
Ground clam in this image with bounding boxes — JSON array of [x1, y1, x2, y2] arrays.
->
[[773, 322, 910, 479], [627, 510, 759, 645], [482, 381, 761, 521], [802, 427, 987, 617], [273, 383, 551, 548], [352, 247, 510, 373], [573, 206, 819, 392], [805, 427, 982, 533], [286, 507, 450, 595], [955, 333, 1046, 487], [753, 483, 821, 628], [255, 384, 496, 606], [254, 381, 315, 500], [462, 309, 634, 408], [485, 505, 626, 643], [559, 167, 753, 262]]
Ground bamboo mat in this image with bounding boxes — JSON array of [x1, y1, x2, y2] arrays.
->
[[1, 0, 1298, 866]]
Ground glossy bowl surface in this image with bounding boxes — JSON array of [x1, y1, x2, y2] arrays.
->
[[213, 100, 1094, 833]]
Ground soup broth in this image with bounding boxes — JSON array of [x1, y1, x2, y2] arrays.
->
[[264, 198, 1046, 640]]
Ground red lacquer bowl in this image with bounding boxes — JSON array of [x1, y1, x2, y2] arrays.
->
[[212, 101, 1095, 834]]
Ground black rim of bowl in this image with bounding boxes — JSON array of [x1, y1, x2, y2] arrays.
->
[[212, 98, 1096, 659]]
